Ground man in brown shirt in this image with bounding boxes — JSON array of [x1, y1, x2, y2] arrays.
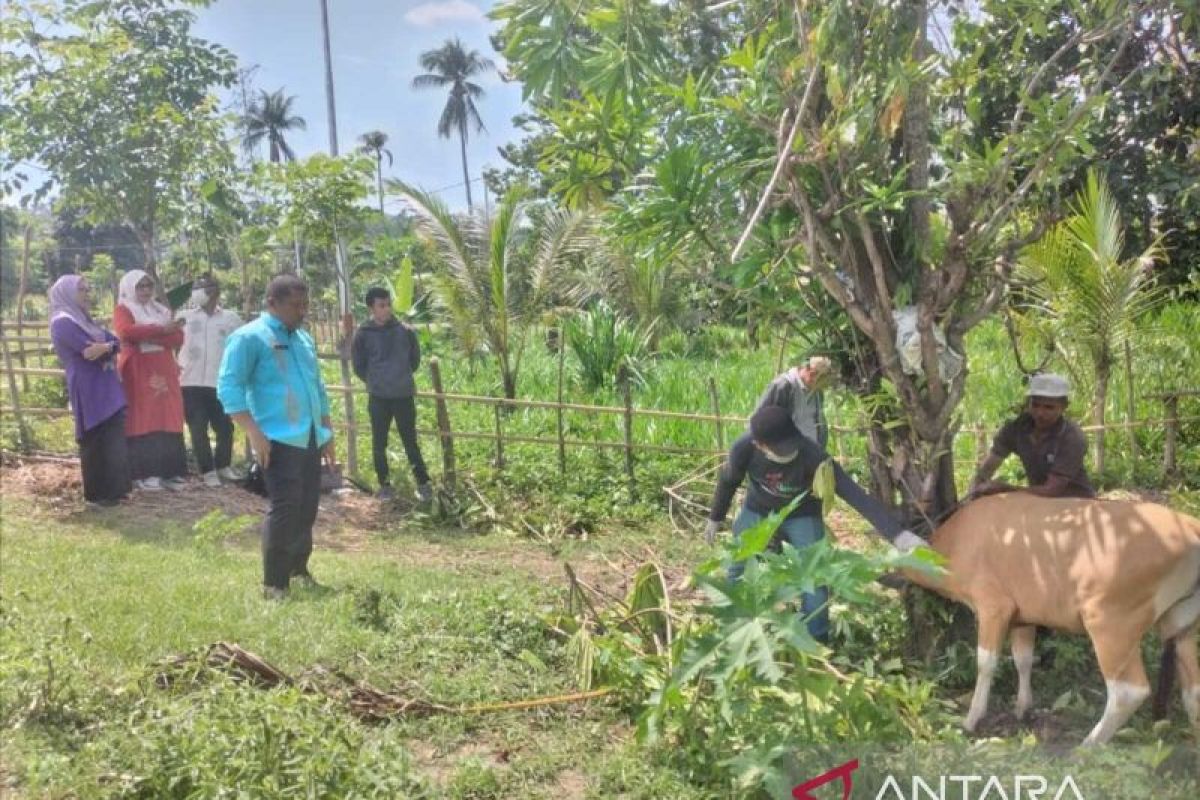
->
[[968, 373, 1096, 499]]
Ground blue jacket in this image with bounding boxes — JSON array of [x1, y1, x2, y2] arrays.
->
[[217, 313, 332, 449]]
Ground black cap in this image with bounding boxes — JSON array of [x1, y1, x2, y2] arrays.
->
[[750, 405, 804, 457]]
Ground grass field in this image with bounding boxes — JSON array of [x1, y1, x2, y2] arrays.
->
[[2, 472, 1198, 798]]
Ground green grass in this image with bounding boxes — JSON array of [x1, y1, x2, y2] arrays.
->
[[0, 497, 708, 798], [3, 492, 1199, 798]]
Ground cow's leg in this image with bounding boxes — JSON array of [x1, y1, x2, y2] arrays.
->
[[965, 605, 1012, 732], [1173, 625, 1200, 730], [1081, 610, 1153, 746], [1011, 625, 1036, 720]]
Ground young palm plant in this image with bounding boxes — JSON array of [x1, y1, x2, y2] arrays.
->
[[1015, 170, 1166, 475], [393, 181, 593, 399]]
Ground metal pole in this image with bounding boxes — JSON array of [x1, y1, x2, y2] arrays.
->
[[318, 0, 358, 475]]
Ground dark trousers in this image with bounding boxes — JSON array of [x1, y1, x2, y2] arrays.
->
[[80, 410, 132, 503], [183, 386, 234, 473], [367, 394, 430, 486], [262, 430, 321, 590]]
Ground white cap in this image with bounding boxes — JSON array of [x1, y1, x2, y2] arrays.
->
[[1027, 373, 1070, 398]]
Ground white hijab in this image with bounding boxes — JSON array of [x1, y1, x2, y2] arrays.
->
[[119, 269, 173, 353], [118, 269, 172, 325]]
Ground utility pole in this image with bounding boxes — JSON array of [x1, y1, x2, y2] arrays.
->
[[318, 0, 358, 475]]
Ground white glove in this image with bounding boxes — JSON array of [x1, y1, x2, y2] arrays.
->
[[893, 530, 927, 553], [703, 519, 720, 545]]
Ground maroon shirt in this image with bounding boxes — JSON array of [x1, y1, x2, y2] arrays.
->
[[991, 413, 1095, 498], [50, 317, 126, 441]]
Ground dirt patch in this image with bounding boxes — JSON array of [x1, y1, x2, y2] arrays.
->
[[407, 739, 512, 788], [0, 456, 680, 599], [554, 768, 587, 798]]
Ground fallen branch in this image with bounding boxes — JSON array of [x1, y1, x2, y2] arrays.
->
[[151, 641, 612, 722]]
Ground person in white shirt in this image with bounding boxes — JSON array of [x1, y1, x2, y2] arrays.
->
[[179, 274, 243, 487]]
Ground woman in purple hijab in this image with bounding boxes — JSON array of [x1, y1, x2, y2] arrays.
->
[[48, 275, 131, 505]]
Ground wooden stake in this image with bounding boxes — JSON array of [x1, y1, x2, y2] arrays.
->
[[0, 330, 33, 452], [493, 403, 505, 470], [16, 226, 31, 392], [429, 357, 456, 489], [557, 333, 566, 475], [1163, 393, 1178, 478], [707, 376, 724, 452], [619, 365, 635, 496]]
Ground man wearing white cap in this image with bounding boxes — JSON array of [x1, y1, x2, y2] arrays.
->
[[755, 355, 835, 449], [968, 372, 1095, 499]]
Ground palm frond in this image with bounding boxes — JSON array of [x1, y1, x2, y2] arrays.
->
[[412, 73, 451, 90]]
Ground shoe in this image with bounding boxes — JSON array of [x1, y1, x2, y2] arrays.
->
[[202, 471, 221, 488], [416, 482, 434, 503], [263, 586, 287, 601], [86, 498, 121, 509], [293, 571, 321, 589], [218, 467, 243, 482], [136, 477, 163, 491], [377, 484, 395, 501], [164, 477, 188, 492]]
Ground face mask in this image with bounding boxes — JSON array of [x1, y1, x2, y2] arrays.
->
[[761, 446, 797, 464], [191, 288, 211, 306]]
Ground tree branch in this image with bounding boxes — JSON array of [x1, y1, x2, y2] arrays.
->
[[970, 15, 1138, 248], [730, 59, 821, 262]]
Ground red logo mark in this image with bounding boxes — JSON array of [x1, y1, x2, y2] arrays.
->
[[792, 759, 859, 800]]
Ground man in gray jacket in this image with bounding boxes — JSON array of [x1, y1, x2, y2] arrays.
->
[[351, 287, 431, 502], [754, 355, 835, 449]]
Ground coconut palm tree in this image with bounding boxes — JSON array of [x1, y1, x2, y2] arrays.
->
[[412, 39, 493, 210], [393, 180, 592, 398], [241, 89, 306, 164], [358, 130, 392, 216], [1016, 170, 1166, 476]]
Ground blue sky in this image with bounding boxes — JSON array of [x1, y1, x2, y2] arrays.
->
[[198, 0, 525, 211]]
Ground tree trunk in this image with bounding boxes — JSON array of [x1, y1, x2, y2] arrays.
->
[[136, 223, 157, 279], [501, 366, 516, 400], [459, 129, 473, 211], [1094, 354, 1110, 478], [376, 159, 385, 217]]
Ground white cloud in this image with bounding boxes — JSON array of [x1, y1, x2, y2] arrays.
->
[[404, 0, 487, 27]]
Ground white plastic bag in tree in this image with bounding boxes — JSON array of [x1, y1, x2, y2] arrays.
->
[[893, 306, 963, 383]]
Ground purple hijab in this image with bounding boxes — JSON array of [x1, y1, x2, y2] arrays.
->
[[48, 275, 108, 341]]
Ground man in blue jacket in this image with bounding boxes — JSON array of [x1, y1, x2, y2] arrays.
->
[[218, 275, 335, 600], [351, 287, 431, 503]]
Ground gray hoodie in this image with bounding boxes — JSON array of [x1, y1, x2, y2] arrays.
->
[[351, 318, 421, 398]]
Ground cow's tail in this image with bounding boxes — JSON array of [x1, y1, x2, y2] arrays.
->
[[1153, 637, 1178, 720]]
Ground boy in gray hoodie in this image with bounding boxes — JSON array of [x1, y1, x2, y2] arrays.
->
[[351, 287, 432, 501]]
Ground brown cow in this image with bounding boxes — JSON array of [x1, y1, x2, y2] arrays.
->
[[900, 493, 1200, 745]]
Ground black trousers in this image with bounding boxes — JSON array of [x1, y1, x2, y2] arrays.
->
[[79, 410, 132, 503], [128, 432, 188, 481], [367, 394, 430, 486], [262, 431, 321, 590], [183, 386, 234, 473]]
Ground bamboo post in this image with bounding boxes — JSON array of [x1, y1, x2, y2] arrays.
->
[[619, 365, 635, 496], [1163, 393, 1179, 479], [707, 376, 724, 452], [429, 357, 456, 489], [556, 333, 566, 475], [0, 330, 33, 452], [975, 427, 989, 463], [16, 226, 31, 391], [493, 403, 505, 470]]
